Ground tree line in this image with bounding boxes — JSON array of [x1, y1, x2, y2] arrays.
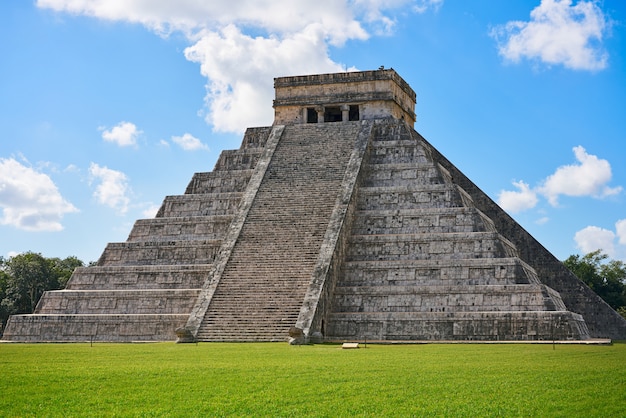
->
[[563, 250, 626, 318], [1, 250, 625, 336], [1, 252, 84, 333]]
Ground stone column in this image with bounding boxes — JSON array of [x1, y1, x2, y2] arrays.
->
[[316, 106, 324, 123], [341, 104, 350, 122]]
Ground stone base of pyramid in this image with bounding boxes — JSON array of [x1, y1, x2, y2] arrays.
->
[[2, 314, 188, 342], [3, 69, 626, 343], [325, 311, 588, 342]]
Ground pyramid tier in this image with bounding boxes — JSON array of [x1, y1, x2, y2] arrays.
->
[[2, 314, 188, 342], [326, 311, 588, 341], [66, 265, 211, 290], [156, 193, 244, 218], [127, 215, 233, 242], [97, 240, 222, 266], [35, 289, 200, 315], [341, 258, 540, 287], [331, 284, 566, 313]]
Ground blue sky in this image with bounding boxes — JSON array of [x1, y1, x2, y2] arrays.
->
[[1, 0, 625, 264]]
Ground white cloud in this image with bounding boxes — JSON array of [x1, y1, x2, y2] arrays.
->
[[141, 204, 160, 218], [574, 219, 626, 261], [413, 0, 444, 14], [0, 157, 78, 231], [616, 219, 626, 246], [88, 163, 131, 214], [101, 121, 141, 147], [497, 146, 621, 214], [574, 225, 616, 258], [37, 0, 435, 134], [492, 0, 609, 71], [171, 133, 209, 151], [497, 180, 539, 213], [37, 0, 369, 43], [539, 146, 621, 206], [64, 164, 80, 173], [184, 24, 347, 132]]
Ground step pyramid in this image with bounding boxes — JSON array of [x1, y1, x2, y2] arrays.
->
[[3, 69, 625, 342], [1, 127, 271, 342]]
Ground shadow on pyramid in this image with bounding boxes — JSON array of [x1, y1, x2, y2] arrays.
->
[[4, 69, 625, 343]]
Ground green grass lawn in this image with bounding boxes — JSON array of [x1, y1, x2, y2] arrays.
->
[[1, 342, 625, 417]]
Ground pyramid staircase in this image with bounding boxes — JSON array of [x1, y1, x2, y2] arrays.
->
[[193, 122, 364, 341], [5, 67, 625, 342], [324, 122, 589, 341], [2, 128, 271, 341]]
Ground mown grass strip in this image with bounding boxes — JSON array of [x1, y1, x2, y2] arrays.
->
[[1, 342, 624, 416]]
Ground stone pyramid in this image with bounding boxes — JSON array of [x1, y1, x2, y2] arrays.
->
[[4, 69, 625, 343]]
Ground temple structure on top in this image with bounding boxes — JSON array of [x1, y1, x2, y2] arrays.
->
[[3, 68, 626, 343], [273, 69, 416, 125]]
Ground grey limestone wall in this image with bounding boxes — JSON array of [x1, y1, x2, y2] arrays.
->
[[295, 120, 375, 342], [184, 170, 255, 195], [2, 125, 273, 342], [341, 258, 539, 287], [323, 120, 588, 342], [416, 130, 626, 339], [326, 310, 588, 341], [97, 240, 221, 266], [3, 314, 188, 342], [35, 289, 200, 315], [127, 215, 233, 242], [66, 265, 209, 290], [156, 193, 244, 218]]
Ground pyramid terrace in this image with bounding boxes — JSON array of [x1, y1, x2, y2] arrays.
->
[[3, 69, 625, 343]]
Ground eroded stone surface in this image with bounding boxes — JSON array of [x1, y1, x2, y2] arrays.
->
[[4, 69, 625, 342]]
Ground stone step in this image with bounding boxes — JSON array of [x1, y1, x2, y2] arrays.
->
[[156, 193, 243, 218], [195, 330, 291, 342], [357, 184, 473, 210], [97, 240, 222, 266], [239, 126, 272, 149], [371, 139, 419, 147], [214, 269, 315, 278], [347, 231, 518, 261], [195, 122, 362, 340], [361, 162, 445, 187], [368, 142, 430, 164], [331, 284, 566, 313], [66, 264, 212, 290], [184, 169, 254, 194], [2, 314, 188, 342], [197, 324, 293, 332], [325, 310, 588, 341], [35, 289, 201, 315], [198, 317, 297, 327], [352, 207, 496, 235], [209, 285, 308, 300], [200, 308, 300, 319], [213, 149, 263, 171], [205, 302, 304, 310], [370, 124, 414, 143], [195, 336, 289, 342], [341, 258, 540, 286], [127, 215, 234, 242]]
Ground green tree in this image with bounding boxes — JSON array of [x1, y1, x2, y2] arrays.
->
[[0, 257, 9, 331], [564, 250, 626, 311], [2, 252, 57, 314], [49, 255, 84, 288], [1, 253, 85, 334]]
